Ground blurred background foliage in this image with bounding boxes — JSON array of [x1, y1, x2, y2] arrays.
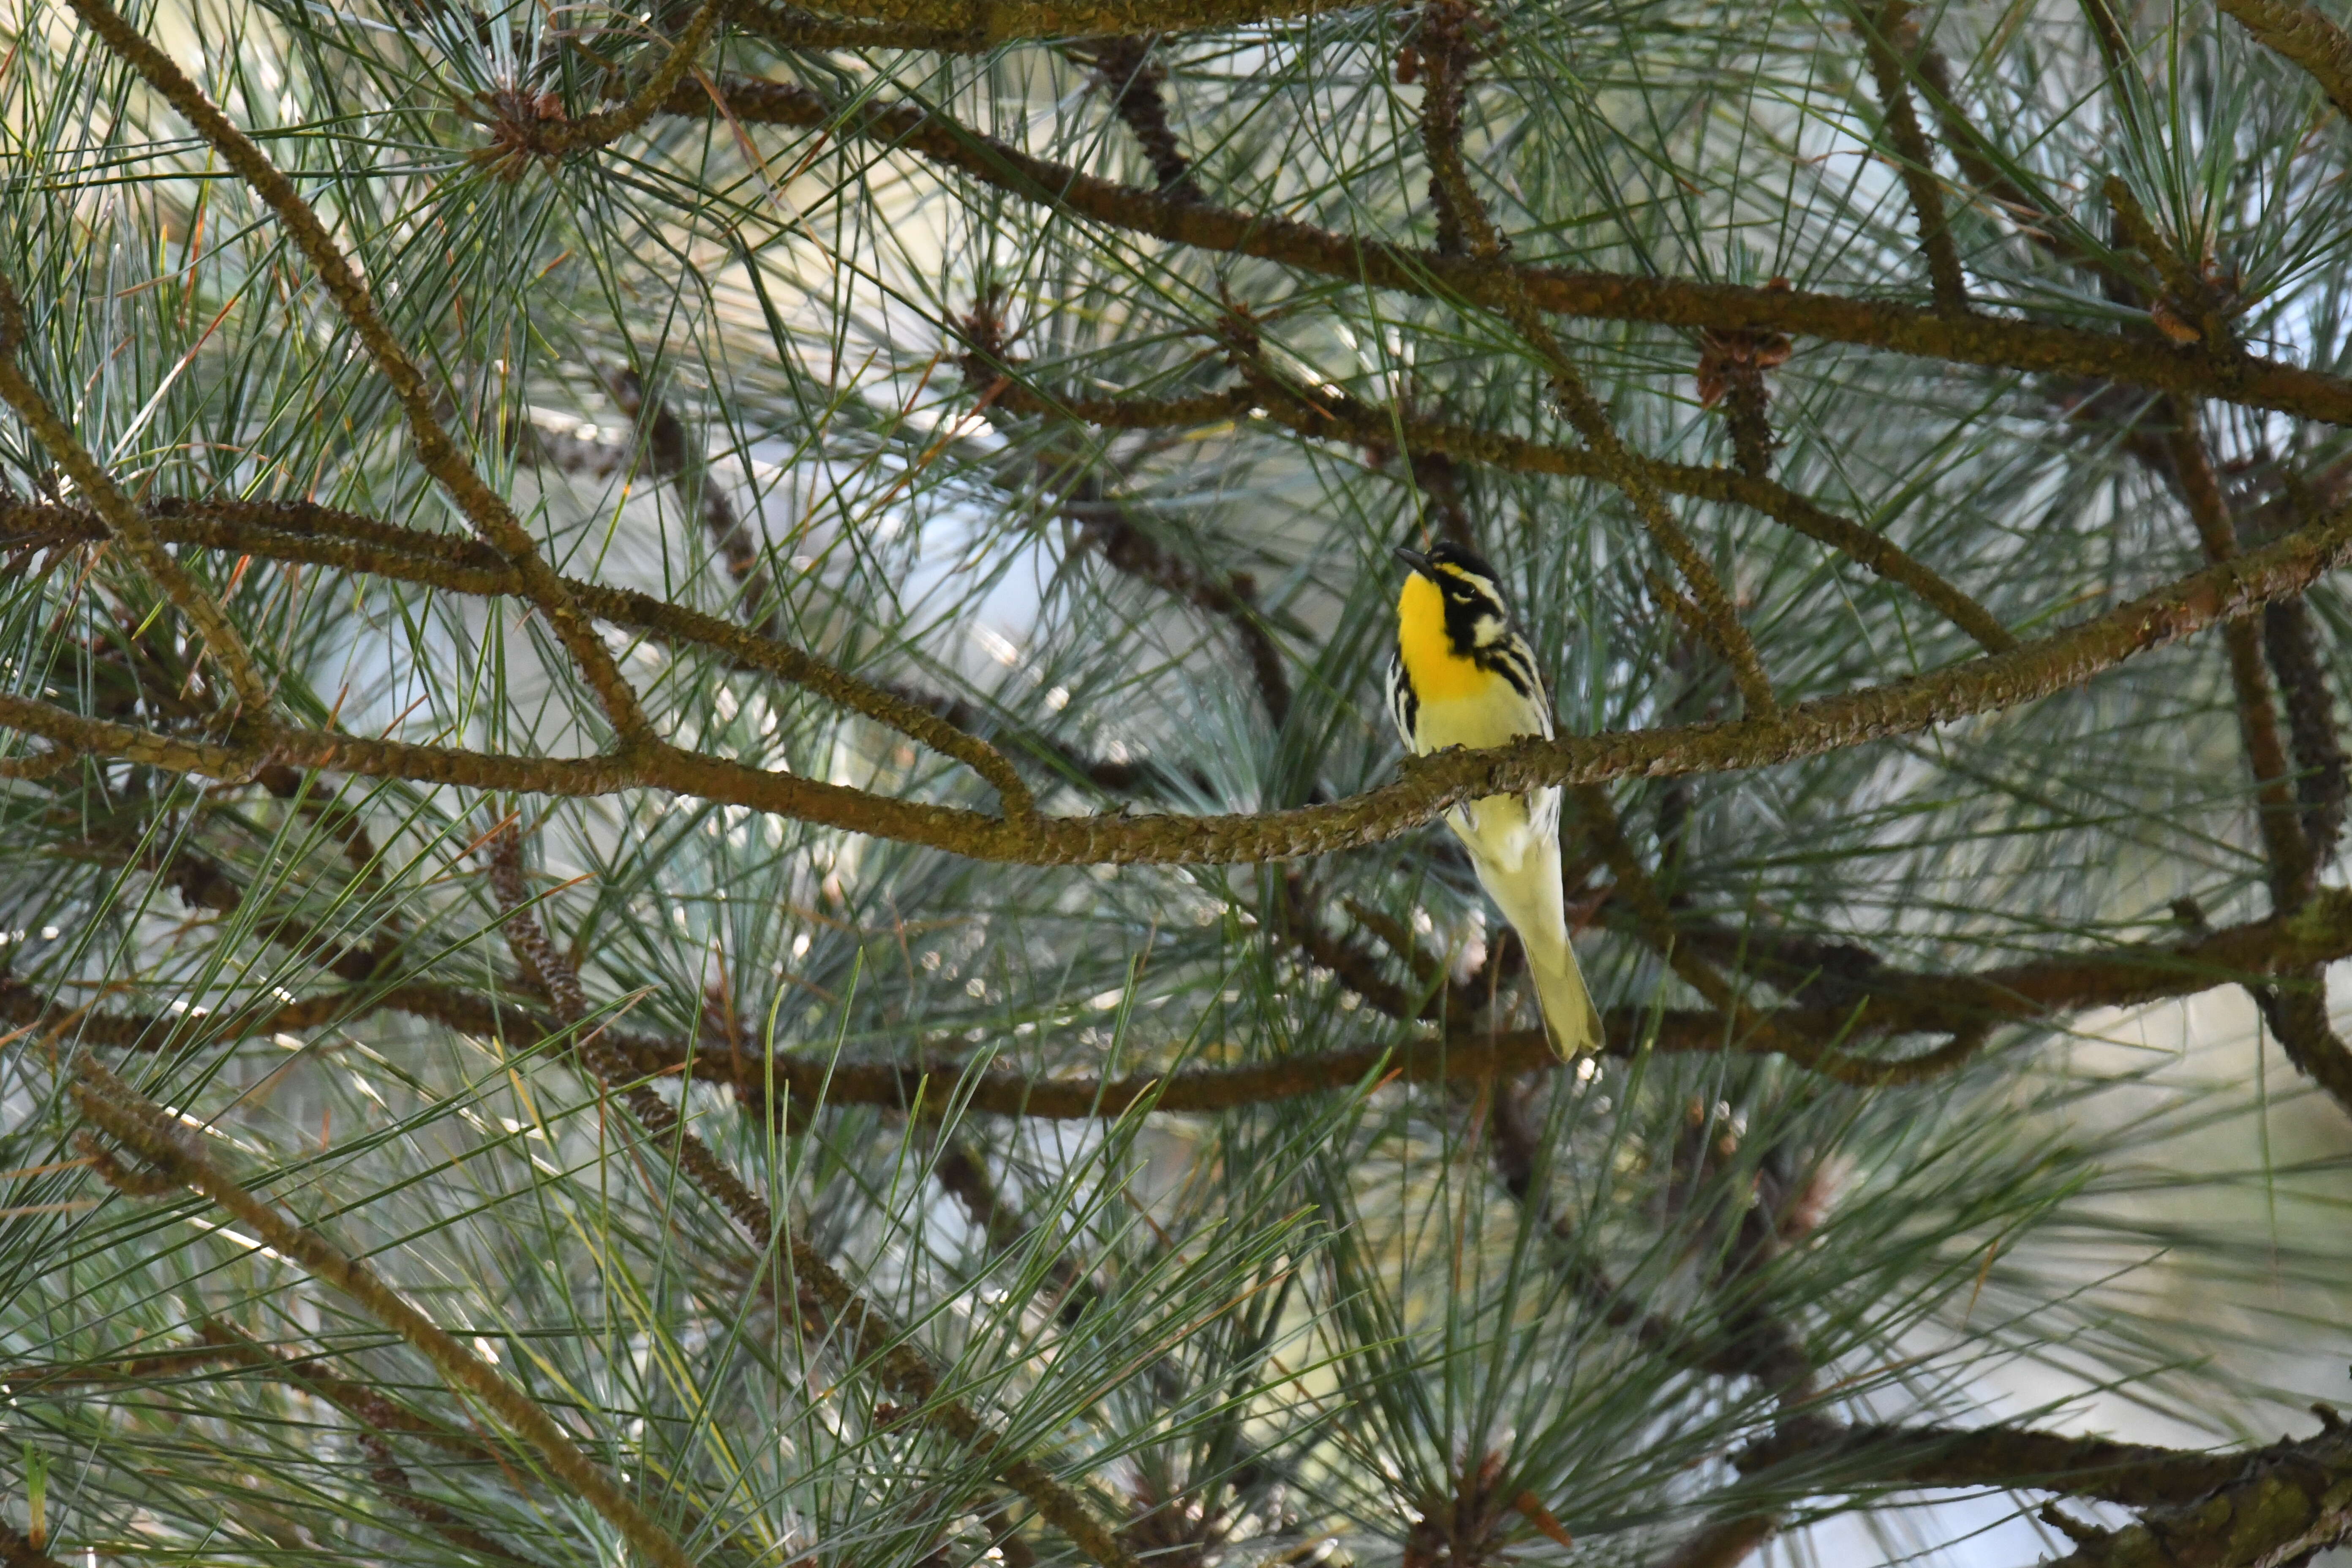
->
[[2, 0, 2351, 1562]]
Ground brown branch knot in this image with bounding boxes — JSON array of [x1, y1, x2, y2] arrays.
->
[[460, 86, 573, 179], [1696, 280, 1795, 479]]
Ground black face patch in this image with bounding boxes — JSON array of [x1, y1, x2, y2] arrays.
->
[[1428, 565, 1507, 653]]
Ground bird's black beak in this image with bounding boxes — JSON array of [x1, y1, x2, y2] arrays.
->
[[1393, 546, 1433, 576]]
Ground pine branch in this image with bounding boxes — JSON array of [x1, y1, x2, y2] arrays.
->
[[461, 0, 728, 172], [63, 0, 658, 747], [648, 75, 2352, 428], [0, 497, 1036, 819], [2217, 0, 2352, 122], [1748, 1415, 2352, 1568], [1409, 24, 1780, 719], [189, 1324, 550, 1568], [2149, 409, 2352, 1120], [985, 361, 2014, 653], [19, 880, 2352, 1109], [1081, 36, 1201, 201], [482, 828, 1143, 1568], [1651, 1514, 1774, 1568], [960, 313, 1292, 729], [1856, 0, 1969, 316], [2261, 596, 2349, 862], [743, 0, 1333, 46], [0, 279, 273, 713], [598, 367, 783, 638], [2164, 409, 2312, 905], [67, 1056, 706, 1568], [8, 408, 2350, 876]]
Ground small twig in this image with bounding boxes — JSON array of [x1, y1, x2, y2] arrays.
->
[[931, 1134, 1086, 1307], [184, 1320, 548, 1565], [1273, 871, 1469, 1024], [2163, 409, 2312, 904], [68, 1056, 704, 1568], [466, 0, 728, 172], [1696, 317, 1792, 480], [1857, 0, 1968, 316], [1084, 36, 1201, 201], [2262, 595, 2348, 862], [1913, 47, 2091, 268], [1571, 789, 1789, 1048], [962, 313, 1290, 730], [723, 0, 988, 50], [1412, 0, 1483, 256], [1653, 1514, 1775, 1568], [0, 1520, 68, 1568], [2104, 177, 2235, 350], [596, 367, 781, 636], [2161, 411, 2352, 1122]]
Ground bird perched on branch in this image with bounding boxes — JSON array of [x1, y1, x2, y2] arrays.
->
[[1388, 542, 1602, 1057]]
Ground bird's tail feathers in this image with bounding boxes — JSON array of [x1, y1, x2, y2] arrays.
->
[[1464, 824, 1603, 1059], [1527, 945, 1603, 1059]]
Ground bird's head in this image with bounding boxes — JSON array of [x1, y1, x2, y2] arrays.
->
[[1394, 542, 1514, 656]]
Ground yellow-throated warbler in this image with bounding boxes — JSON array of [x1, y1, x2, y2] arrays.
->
[[1388, 543, 1602, 1057]]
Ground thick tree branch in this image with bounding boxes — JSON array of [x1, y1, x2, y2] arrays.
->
[[1748, 1416, 2352, 1568], [1747, 1415, 2349, 1504], [599, 368, 784, 637], [3, 486, 2350, 867]]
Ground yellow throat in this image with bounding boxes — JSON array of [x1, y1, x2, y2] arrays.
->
[[1396, 571, 1489, 705]]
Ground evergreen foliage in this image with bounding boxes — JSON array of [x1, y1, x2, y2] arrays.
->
[[3, 0, 2352, 1563]]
